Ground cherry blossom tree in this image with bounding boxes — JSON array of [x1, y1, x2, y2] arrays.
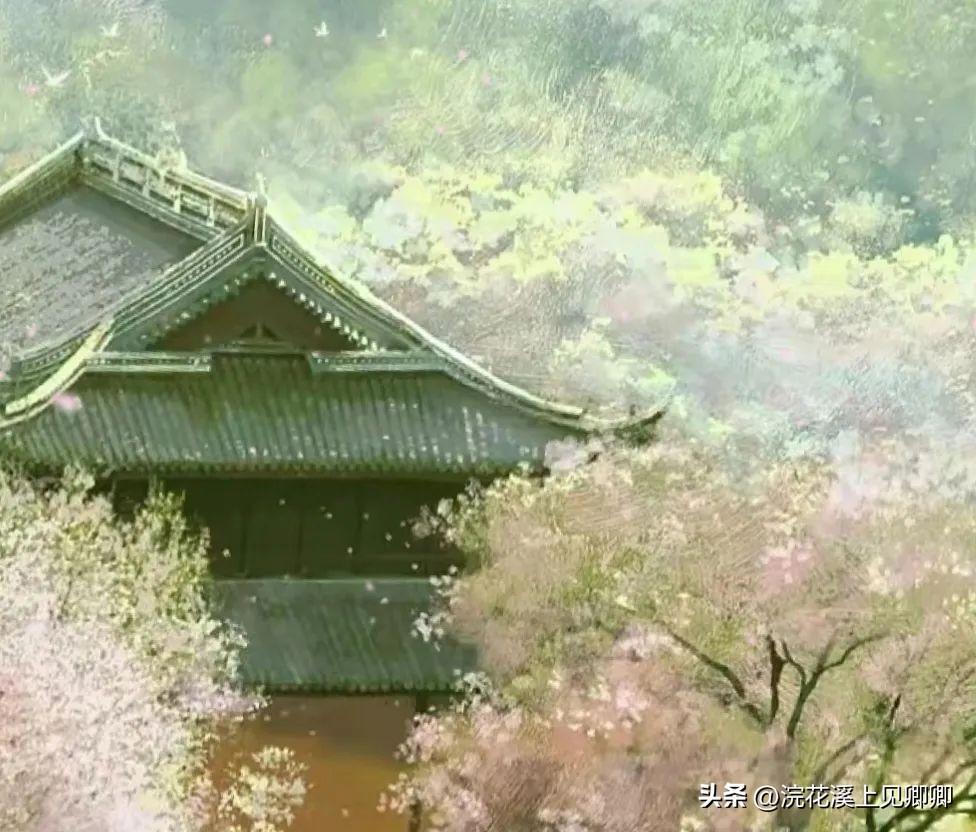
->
[[0, 469, 305, 832], [398, 438, 976, 832]]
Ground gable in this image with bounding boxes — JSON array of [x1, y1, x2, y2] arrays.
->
[[104, 235, 417, 355], [157, 280, 362, 351]]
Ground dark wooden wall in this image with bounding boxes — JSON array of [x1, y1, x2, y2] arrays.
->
[[112, 477, 467, 578], [157, 280, 358, 351]]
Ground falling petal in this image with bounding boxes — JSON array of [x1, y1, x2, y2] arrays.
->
[[51, 392, 82, 413]]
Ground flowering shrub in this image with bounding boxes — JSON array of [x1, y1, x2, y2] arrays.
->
[[213, 748, 307, 832], [0, 469, 305, 832], [396, 440, 976, 831]]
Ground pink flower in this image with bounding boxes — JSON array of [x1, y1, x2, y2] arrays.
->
[[759, 542, 817, 596], [50, 392, 82, 414], [434, 125, 445, 136], [24, 83, 39, 97], [457, 48, 469, 62], [25, 323, 38, 338], [262, 33, 273, 47]]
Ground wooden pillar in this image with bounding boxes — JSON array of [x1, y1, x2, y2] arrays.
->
[[408, 693, 430, 832]]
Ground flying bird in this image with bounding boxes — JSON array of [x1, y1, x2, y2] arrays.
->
[[100, 21, 120, 38], [314, 21, 329, 37], [41, 66, 71, 88]]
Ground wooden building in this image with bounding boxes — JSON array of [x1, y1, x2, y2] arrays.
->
[[0, 122, 659, 698]]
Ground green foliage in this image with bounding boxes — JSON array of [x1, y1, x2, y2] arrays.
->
[[0, 0, 973, 243]]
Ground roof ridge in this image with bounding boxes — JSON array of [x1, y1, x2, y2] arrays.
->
[[0, 131, 84, 202], [88, 116, 250, 205]]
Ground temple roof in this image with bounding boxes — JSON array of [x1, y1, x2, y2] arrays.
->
[[0, 352, 589, 475], [0, 122, 662, 474], [212, 578, 476, 693], [0, 185, 199, 370]]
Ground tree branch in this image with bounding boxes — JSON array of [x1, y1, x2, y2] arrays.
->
[[779, 641, 808, 739], [821, 633, 885, 674], [881, 768, 976, 832], [767, 635, 784, 726], [813, 733, 866, 783], [920, 746, 955, 784], [784, 634, 884, 739], [663, 626, 765, 725]]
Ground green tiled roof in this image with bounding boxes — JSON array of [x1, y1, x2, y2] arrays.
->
[[211, 578, 477, 693], [0, 353, 584, 474], [0, 183, 201, 373], [0, 125, 665, 469]]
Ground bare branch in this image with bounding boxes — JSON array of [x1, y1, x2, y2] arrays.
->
[[881, 768, 976, 832], [821, 633, 886, 674], [766, 635, 785, 726], [784, 634, 884, 739], [813, 733, 866, 783], [663, 626, 765, 725]]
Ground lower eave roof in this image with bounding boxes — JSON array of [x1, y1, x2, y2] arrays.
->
[[211, 578, 477, 694], [0, 353, 585, 475]]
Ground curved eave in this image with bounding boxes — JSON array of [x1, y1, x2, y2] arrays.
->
[[583, 405, 669, 436], [0, 321, 113, 427], [264, 215, 586, 424], [0, 343, 591, 476]]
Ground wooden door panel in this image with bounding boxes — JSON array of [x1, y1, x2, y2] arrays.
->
[[243, 482, 302, 577], [299, 486, 360, 577]]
